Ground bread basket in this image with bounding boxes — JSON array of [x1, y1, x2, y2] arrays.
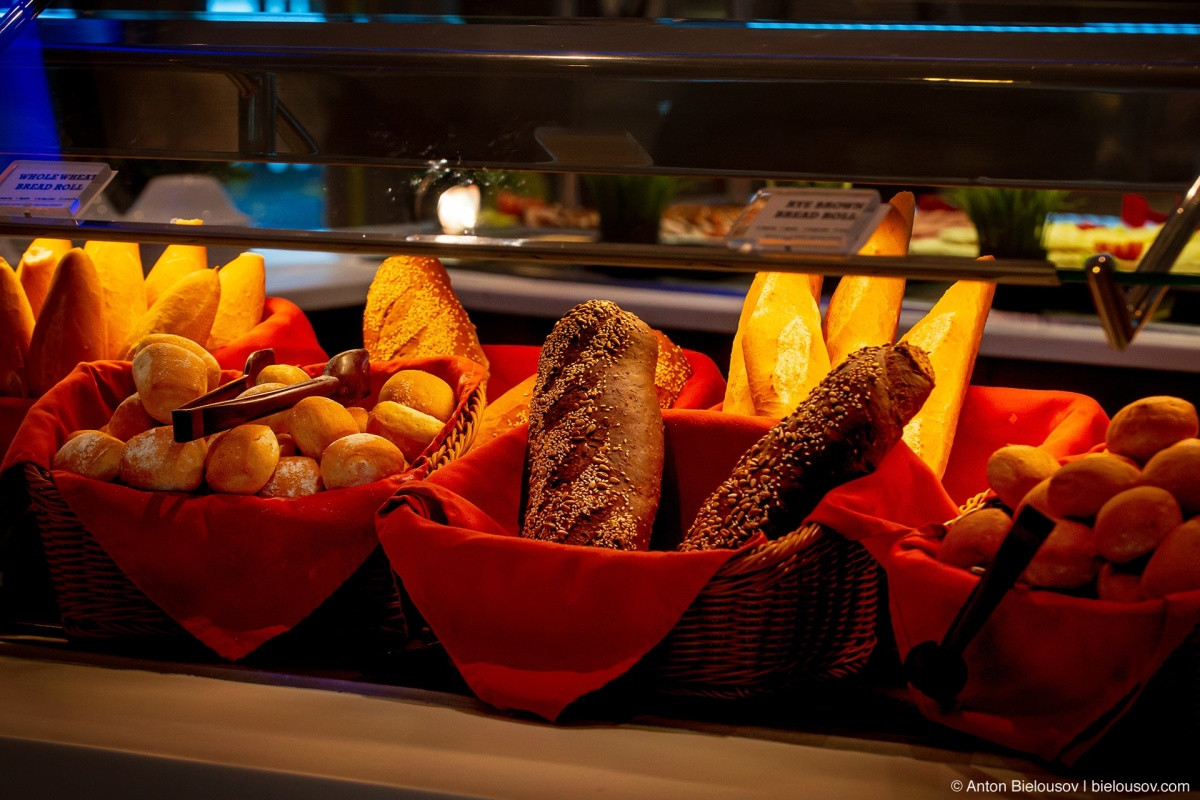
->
[[11, 357, 485, 663], [891, 491, 1200, 771]]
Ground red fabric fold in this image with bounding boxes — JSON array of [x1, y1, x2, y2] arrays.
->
[[376, 409, 770, 721], [479, 343, 726, 410], [211, 296, 328, 369], [3, 356, 485, 661]]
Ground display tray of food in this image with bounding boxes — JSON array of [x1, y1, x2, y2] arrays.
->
[[2, 193, 1198, 781]]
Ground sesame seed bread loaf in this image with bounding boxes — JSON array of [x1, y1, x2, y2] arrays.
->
[[521, 299, 665, 550], [679, 342, 934, 551]]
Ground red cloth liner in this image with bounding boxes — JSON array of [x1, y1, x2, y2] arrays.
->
[[375, 409, 772, 721], [210, 296, 328, 370], [376, 386, 1109, 721], [479, 343, 727, 410], [3, 355, 486, 661]]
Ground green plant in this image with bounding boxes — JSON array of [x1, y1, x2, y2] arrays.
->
[[582, 174, 679, 243], [944, 187, 1073, 260]]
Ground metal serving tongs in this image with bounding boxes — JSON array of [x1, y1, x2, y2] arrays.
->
[[903, 505, 1058, 712], [172, 348, 371, 442]]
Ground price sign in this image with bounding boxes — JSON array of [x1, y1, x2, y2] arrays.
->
[[0, 160, 115, 218], [725, 188, 890, 255]]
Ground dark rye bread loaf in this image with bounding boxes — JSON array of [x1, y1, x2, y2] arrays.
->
[[679, 342, 934, 551], [521, 300, 664, 550]]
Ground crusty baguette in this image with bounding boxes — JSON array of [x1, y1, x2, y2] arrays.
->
[[740, 272, 831, 417], [680, 342, 934, 551], [899, 270, 996, 479], [0, 258, 37, 397], [144, 219, 206, 307], [16, 238, 71, 318], [823, 192, 915, 368], [472, 373, 536, 450], [724, 272, 822, 415], [26, 249, 109, 395], [207, 252, 266, 350], [84, 240, 147, 359], [121, 268, 221, 357], [363, 255, 489, 382], [521, 299, 664, 550]]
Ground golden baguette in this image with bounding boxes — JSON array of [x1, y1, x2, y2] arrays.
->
[[85, 240, 147, 359], [899, 266, 996, 478], [740, 271, 831, 418], [207, 252, 266, 350], [0, 258, 37, 397], [27, 249, 109, 395], [144, 219, 207, 307], [724, 272, 822, 415], [16, 238, 72, 318], [822, 192, 916, 368]]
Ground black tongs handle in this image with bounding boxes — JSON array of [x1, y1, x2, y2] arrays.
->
[[903, 505, 1057, 711]]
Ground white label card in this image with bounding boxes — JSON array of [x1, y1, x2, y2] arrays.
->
[[0, 160, 116, 218], [725, 188, 890, 255]]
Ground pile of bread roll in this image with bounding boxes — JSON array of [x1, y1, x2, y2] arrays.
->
[[723, 191, 996, 480], [938, 395, 1200, 600], [51, 333, 459, 497], [1, 227, 268, 399]]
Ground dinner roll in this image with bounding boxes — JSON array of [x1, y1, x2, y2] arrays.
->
[[132, 342, 209, 424], [1020, 518, 1100, 590], [127, 332, 221, 391], [346, 405, 369, 432], [236, 381, 291, 433], [1045, 453, 1140, 520], [106, 393, 159, 441], [1094, 485, 1182, 563], [937, 507, 1012, 569], [1140, 438, 1200, 515], [985, 444, 1060, 509], [1141, 519, 1200, 598], [378, 369, 457, 423], [259, 456, 323, 498], [205, 423, 280, 494], [119, 425, 209, 491], [52, 430, 125, 482], [290, 396, 360, 459], [255, 363, 310, 386], [1106, 395, 1199, 464], [366, 400, 444, 462], [319, 432, 407, 489]]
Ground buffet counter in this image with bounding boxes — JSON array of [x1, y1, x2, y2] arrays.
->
[[0, 645, 1083, 800]]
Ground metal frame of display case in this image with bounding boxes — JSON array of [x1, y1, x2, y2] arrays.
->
[[2, 9, 1200, 347]]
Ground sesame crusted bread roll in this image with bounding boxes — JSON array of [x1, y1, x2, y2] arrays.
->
[[521, 299, 664, 550], [651, 328, 693, 409], [679, 342, 934, 551]]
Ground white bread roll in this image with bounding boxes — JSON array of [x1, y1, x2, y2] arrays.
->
[[205, 424, 280, 495], [119, 426, 209, 491], [52, 430, 125, 482], [319, 432, 407, 489]]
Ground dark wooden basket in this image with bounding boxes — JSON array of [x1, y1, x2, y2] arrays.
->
[[20, 380, 484, 659], [649, 521, 881, 699]]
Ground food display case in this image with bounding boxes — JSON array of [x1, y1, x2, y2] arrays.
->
[[3, 2, 1200, 797]]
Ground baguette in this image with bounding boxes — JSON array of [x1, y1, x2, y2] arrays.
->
[[207, 252, 266, 350], [121, 268, 221, 356], [521, 299, 664, 550], [822, 192, 915, 368], [740, 271, 831, 417], [26, 249, 109, 395], [899, 273, 996, 478], [0, 259, 36, 397], [144, 219, 206, 307], [680, 342, 934, 551], [724, 272, 822, 415], [84, 240, 147, 359], [16, 238, 71, 318]]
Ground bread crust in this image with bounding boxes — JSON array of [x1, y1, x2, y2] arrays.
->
[[521, 300, 664, 550], [680, 342, 934, 551]]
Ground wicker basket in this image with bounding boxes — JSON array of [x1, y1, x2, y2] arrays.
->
[[21, 379, 484, 657], [649, 522, 881, 700]]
